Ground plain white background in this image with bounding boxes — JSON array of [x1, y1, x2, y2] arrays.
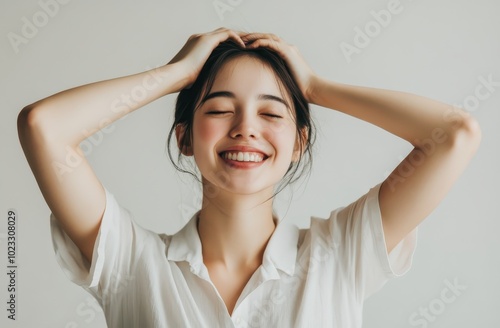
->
[[1, 0, 498, 327]]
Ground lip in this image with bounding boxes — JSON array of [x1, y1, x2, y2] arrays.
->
[[218, 145, 269, 158], [218, 145, 269, 169], [219, 155, 267, 169]]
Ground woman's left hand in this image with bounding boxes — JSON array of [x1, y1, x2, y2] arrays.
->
[[241, 33, 317, 103]]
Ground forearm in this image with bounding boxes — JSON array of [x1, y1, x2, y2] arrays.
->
[[308, 76, 474, 148], [18, 63, 188, 147]]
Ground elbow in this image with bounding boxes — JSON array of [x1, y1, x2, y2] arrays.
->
[[17, 105, 33, 139], [448, 116, 482, 151], [18, 104, 39, 131], [459, 116, 481, 143], [17, 104, 47, 145]]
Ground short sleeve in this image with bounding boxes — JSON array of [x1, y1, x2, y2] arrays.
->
[[328, 182, 418, 300], [49, 186, 150, 298]]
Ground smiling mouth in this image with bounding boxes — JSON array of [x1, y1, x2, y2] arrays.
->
[[219, 151, 268, 163], [219, 151, 269, 167]]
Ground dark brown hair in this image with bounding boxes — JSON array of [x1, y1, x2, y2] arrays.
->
[[166, 39, 316, 196]]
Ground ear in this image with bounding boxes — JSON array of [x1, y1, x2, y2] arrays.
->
[[292, 127, 308, 162], [175, 124, 193, 156]]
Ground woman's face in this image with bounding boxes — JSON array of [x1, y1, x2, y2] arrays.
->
[[190, 56, 301, 197]]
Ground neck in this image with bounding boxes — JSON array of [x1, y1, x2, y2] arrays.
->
[[197, 187, 277, 272]]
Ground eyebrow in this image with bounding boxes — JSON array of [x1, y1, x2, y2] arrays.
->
[[201, 91, 290, 109]]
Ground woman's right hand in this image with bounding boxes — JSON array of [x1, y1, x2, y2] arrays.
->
[[167, 27, 247, 90], [16, 29, 248, 265], [18, 28, 247, 152]]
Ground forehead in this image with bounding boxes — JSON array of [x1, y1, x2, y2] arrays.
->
[[208, 56, 293, 106]]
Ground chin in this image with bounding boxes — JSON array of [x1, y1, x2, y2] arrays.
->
[[202, 181, 275, 199]]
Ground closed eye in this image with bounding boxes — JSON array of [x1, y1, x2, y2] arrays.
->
[[263, 113, 283, 119], [206, 111, 282, 119], [206, 111, 232, 115]]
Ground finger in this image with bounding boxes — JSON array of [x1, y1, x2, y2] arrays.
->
[[241, 33, 281, 42], [246, 38, 284, 53], [246, 39, 291, 61], [226, 30, 246, 48], [213, 27, 247, 35], [241, 33, 278, 40], [210, 28, 246, 48]]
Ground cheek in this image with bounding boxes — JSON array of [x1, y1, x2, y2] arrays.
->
[[266, 115, 297, 137], [265, 121, 297, 149], [193, 119, 223, 144]]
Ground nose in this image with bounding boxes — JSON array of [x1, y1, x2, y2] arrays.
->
[[229, 111, 260, 139]]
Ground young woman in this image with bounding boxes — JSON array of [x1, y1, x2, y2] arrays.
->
[[17, 28, 481, 327]]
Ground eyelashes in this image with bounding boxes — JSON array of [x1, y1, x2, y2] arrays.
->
[[263, 113, 283, 119], [205, 111, 283, 119]]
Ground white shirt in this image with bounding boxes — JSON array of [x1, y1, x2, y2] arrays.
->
[[50, 182, 417, 328]]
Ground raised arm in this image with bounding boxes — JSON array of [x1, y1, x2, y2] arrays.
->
[[307, 79, 481, 253], [241, 32, 481, 253], [17, 28, 247, 263], [17, 64, 187, 264]]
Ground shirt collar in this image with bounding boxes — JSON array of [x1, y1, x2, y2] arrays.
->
[[166, 210, 299, 277]]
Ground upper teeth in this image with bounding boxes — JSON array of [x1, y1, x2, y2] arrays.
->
[[223, 152, 264, 162]]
